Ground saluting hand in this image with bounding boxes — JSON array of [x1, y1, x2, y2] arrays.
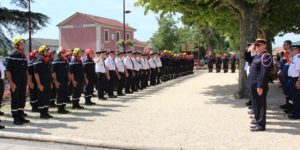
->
[[257, 88, 263, 96]]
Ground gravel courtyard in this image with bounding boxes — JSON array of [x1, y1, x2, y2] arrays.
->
[[0, 71, 299, 150]]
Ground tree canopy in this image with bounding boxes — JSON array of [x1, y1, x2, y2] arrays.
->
[[136, 0, 300, 98]]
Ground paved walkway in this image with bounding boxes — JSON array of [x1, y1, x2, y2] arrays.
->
[[0, 71, 299, 149]]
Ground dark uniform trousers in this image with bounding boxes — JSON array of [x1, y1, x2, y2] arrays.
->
[[50, 83, 56, 104], [29, 84, 38, 107], [97, 73, 107, 98], [38, 84, 51, 111], [125, 69, 133, 93], [11, 83, 27, 117], [108, 71, 117, 96], [157, 67, 162, 84], [117, 72, 125, 95], [252, 87, 268, 128], [84, 78, 95, 99], [56, 82, 69, 106], [0, 79, 4, 108], [289, 77, 300, 116], [150, 68, 157, 86], [133, 70, 139, 91], [72, 82, 83, 101]]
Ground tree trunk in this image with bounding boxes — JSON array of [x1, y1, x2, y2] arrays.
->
[[235, 9, 259, 99]]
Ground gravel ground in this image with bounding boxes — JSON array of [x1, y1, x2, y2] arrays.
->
[[0, 70, 299, 150]]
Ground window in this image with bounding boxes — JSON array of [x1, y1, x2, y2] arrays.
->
[[105, 30, 109, 42], [116, 32, 121, 41], [126, 33, 130, 40]]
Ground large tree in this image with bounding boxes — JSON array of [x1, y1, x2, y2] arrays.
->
[[136, 0, 300, 98], [0, 0, 48, 44]]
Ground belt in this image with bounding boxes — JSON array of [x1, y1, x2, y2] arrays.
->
[[288, 76, 298, 79]]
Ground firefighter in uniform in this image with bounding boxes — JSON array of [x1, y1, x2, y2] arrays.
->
[[69, 48, 85, 109], [287, 44, 300, 119], [51, 47, 70, 114], [48, 50, 57, 108], [248, 39, 272, 132], [231, 54, 237, 73], [28, 50, 39, 112], [149, 52, 157, 86], [34, 45, 53, 119], [83, 48, 96, 105], [95, 50, 108, 100], [6, 36, 30, 125], [206, 53, 214, 72], [66, 51, 73, 104], [223, 53, 229, 73], [215, 54, 222, 73]]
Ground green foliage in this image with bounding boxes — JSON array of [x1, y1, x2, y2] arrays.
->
[[0, 0, 49, 35]]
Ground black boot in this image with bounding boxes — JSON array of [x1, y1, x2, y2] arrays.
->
[[66, 96, 72, 104], [76, 100, 84, 109], [45, 108, 53, 118], [13, 112, 23, 125], [19, 111, 30, 123], [85, 97, 96, 106], [40, 109, 49, 119], [58, 105, 69, 114], [31, 104, 39, 112]]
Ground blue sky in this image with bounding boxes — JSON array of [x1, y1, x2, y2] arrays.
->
[[1, 0, 299, 48]]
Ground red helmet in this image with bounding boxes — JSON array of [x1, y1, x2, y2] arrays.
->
[[85, 48, 94, 55], [66, 50, 73, 56], [29, 50, 38, 58], [58, 47, 67, 54]]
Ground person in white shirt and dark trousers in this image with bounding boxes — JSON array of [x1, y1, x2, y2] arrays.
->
[[149, 52, 157, 86], [123, 50, 134, 94], [115, 51, 127, 96], [105, 51, 120, 98], [95, 50, 108, 100]]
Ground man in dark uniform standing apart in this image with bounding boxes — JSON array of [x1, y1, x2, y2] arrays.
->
[[34, 45, 53, 119], [51, 47, 70, 114], [83, 48, 96, 105], [223, 53, 229, 73], [6, 36, 30, 125], [247, 39, 272, 131]]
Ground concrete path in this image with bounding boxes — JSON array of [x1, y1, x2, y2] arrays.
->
[[0, 71, 299, 149]]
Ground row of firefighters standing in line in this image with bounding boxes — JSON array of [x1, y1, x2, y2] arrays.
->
[[0, 36, 194, 128], [205, 53, 238, 73]]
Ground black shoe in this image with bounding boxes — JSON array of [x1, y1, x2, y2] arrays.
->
[[85, 101, 96, 106], [248, 110, 254, 115], [288, 114, 300, 120], [66, 98, 72, 104], [13, 118, 24, 125], [98, 97, 107, 100], [23, 113, 28, 117], [125, 91, 132, 94], [20, 117, 30, 123], [46, 113, 53, 118], [117, 93, 126, 96], [251, 126, 265, 132], [284, 109, 294, 114], [246, 101, 252, 106], [49, 102, 58, 108], [0, 125, 4, 129], [40, 113, 49, 119], [58, 107, 70, 114], [0, 111, 4, 116], [109, 95, 117, 98]]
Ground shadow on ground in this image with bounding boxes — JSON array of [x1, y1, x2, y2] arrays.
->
[[0, 72, 201, 135], [201, 81, 300, 135]]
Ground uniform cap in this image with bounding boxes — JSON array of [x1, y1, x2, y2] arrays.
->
[[255, 39, 267, 46]]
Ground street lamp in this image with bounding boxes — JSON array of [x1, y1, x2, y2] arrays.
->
[[123, 0, 131, 52], [28, 0, 32, 52]]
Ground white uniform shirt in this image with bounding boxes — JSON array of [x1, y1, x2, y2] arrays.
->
[[140, 58, 146, 70], [148, 57, 156, 69], [0, 60, 5, 79], [154, 56, 162, 67], [105, 56, 117, 71], [288, 53, 300, 77], [131, 57, 140, 71], [124, 56, 134, 70], [115, 57, 125, 73], [136, 57, 143, 70], [94, 57, 106, 73]]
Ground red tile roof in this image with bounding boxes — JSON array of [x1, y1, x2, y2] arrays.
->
[[134, 39, 146, 47], [58, 12, 136, 31]]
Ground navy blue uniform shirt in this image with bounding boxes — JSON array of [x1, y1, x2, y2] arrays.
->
[[6, 51, 28, 86]]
